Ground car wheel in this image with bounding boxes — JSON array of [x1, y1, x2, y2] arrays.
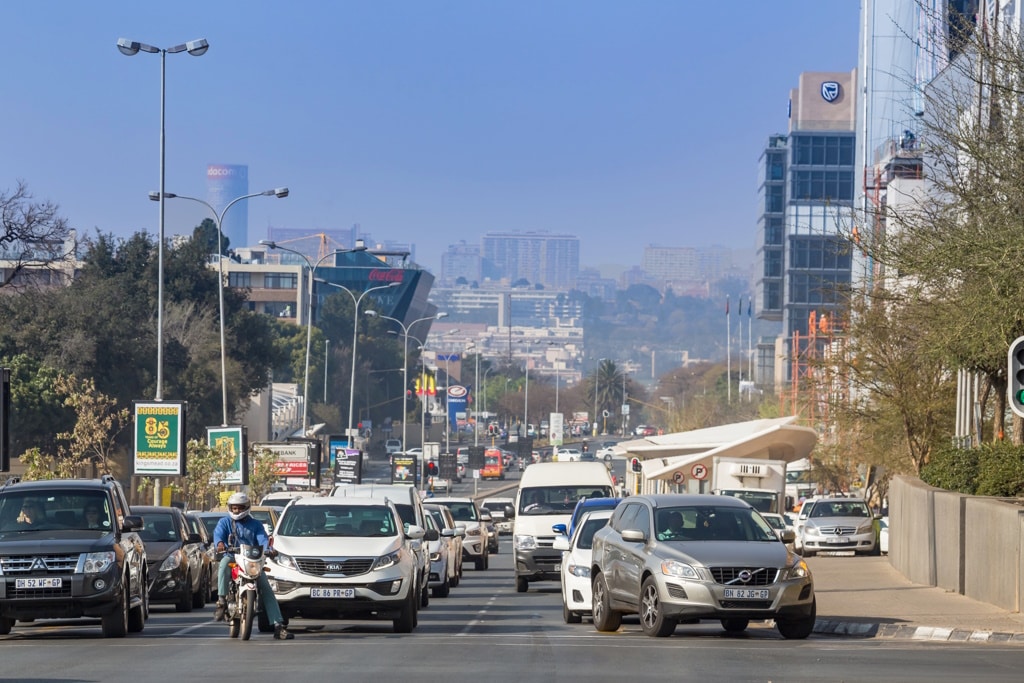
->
[[174, 572, 194, 613], [420, 578, 430, 608], [101, 581, 129, 638], [591, 573, 621, 632], [128, 582, 147, 634], [639, 576, 676, 637], [721, 618, 749, 633], [0, 617, 13, 635], [393, 588, 416, 633], [516, 576, 529, 593], [192, 571, 207, 609], [777, 597, 816, 640], [563, 600, 582, 624], [433, 574, 450, 598]]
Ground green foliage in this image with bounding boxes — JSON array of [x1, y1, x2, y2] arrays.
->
[[921, 441, 1024, 496], [248, 447, 282, 503], [180, 439, 238, 510]]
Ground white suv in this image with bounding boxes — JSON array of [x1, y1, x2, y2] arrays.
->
[[428, 497, 491, 570], [267, 497, 427, 632], [385, 439, 402, 455]]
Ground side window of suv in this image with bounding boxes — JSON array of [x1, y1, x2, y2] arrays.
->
[[616, 503, 642, 532]]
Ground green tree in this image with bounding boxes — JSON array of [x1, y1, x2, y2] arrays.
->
[[179, 439, 237, 510]]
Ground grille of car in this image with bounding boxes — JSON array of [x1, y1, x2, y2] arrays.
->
[[0, 554, 80, 574], [710, 567, 778, 586], [295, 557, 375, 576], [719, 599, 772, 609], [820, 526, 858, 535], [4, 580, 73, 599]]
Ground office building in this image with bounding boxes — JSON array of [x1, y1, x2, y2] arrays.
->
[[481, 231, 580, 289], [206, 164, 248, 251]]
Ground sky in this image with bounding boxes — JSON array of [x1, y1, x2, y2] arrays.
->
[[2, 1, 861, 275]]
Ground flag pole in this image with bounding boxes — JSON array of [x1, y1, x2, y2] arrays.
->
[[726, 295, 731, 403]]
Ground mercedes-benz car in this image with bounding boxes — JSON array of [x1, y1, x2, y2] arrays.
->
[[796, 497, 879, 557], [590, 494, 815, 639]]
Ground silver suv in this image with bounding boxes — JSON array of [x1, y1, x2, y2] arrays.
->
[[590, 494, 816, 639], [796, 497, 879, 556]]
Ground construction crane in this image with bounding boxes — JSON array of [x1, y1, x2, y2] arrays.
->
[[264, 232, 352, 261]]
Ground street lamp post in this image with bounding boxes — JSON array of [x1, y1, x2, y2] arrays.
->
[[312, 279, 401, 445], [154, 188, 288, 425], [464, 343, 482, 448], [593, 357, 606, 437], [118, 37, 209, 400], [324, 339, 330, 403], [523, 342, 531, 439], [259, 239, 368, 435], [365, 310, 448, 454]]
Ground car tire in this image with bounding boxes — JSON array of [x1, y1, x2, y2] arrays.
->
[[192, 571, 207, 609], [563, 600, 582, 624], [516, 576, 529, 593], [0, 617, 13, 635], [101, 582, 130, 638], [721, 618, 749, 633], [777, 597, 816, 640], [175, 573, 194, 612], [639, 576, 676, 637], [591, 573, 621, 632], [433, 574, 450, 598], [393, 589, 416, 633], [128, 585, 147, 633], [420, 579, 430, 608]]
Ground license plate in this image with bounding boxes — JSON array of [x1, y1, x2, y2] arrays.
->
[[311, 587, 355, 599], [722, 588, 769, 600], [827, 537, 849, 544], [16, 577, 62, 589]]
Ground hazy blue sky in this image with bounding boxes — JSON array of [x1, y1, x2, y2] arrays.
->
[[3, 1, 860, 274]]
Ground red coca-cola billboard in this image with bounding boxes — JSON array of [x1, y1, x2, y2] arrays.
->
[[368, 269, 404, 283]]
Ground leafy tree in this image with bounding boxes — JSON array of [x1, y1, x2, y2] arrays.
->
[[179, 439, 237, 510], [0, 181, 76, 290], [248, 447, 282, 503]]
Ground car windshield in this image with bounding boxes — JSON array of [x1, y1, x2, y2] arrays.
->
[[574, 515, 611, 550], [443, 502, 478, 522], [0, 492, 112, 533], [810, 501, 870, 518], [279, 505, 398, 537], [519, 486, 614, 515], [653, 505, 777, 542], [139, 513, 180, 542]]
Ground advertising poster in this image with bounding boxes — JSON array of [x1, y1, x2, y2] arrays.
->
[[253, 441, 316, 487], [391, 454, 418, 485], [207, 425, 246, 485], [447, 385, 467, 433], [134, 401, 186, 475]]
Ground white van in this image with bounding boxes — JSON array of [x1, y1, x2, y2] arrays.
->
[[512, 462, 614, 593]]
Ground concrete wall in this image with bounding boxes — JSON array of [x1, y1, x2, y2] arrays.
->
[[891, 476, 1023, 613]]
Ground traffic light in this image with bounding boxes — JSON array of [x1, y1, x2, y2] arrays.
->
[[1010, 336, 1024, 418], [631, 457, 642, 473]]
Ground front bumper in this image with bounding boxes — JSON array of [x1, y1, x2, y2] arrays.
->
[[514, 547, 562, 582], [650, 574, 815, 621], [0, 566, 125, 620], [802, 530, 876, 553]]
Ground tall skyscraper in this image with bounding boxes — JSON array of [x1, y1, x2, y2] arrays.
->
[[207, 164, 249, 251], [481, 231, 580, 289]]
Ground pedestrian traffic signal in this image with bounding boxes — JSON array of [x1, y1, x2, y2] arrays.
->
[[1009, 336, 1024, 418], [631, 457, 642, 473]]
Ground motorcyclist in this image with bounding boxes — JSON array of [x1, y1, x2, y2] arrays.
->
[[212, 492, 293, 640]]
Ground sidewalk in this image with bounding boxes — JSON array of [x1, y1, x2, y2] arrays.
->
[[809, 555, 1024, 643]]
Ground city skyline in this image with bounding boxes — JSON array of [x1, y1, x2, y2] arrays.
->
[[3, 2, 860, 275]]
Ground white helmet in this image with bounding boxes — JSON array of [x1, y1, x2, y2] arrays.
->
[[227, 492, 251, 521]]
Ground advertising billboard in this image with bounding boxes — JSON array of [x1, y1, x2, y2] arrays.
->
[[134, 401, 187, 475]]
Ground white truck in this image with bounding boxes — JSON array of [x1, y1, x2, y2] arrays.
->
[[711, 456, 788, 515]]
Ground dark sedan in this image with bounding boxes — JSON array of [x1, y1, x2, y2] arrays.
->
[[134, 506, 211, 612]]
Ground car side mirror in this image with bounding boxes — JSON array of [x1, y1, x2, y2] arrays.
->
[[424, 528, 439, 542], [551, 523, 567, 536], [186, 533, 203, 545], [504, 505, 516, 519], [122, 515, 144, 532], [621, 528, 646, 543], [480, 513, 493, 523]]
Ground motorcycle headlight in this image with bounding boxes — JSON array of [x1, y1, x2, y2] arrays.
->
[[660, 559, 699, 579], [373, 550, 402, 572], [83, 551, 116, 574], [514, 534, 536, 550], [242, 558, 263, 578], [159, 550, 183, 572]]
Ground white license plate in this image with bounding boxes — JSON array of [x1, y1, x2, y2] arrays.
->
[[722, 588, 769, 600], [311, 587, 355, 599], [827, 537, 849, 544], [16, 577, 62, 589]]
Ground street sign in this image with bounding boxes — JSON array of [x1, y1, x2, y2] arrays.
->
[[672, 471, 685, 485], [691, 463, 708, 480]]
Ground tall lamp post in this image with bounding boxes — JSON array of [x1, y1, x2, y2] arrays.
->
[[313, 279, 401, 445], [365, 310, 448, 454], [593, 357, 606, 437], [154, 188, 288, 425], [523, 342, 531, 438], [464, 343, 481, 447], [259, 239, 368, 435], [324, 339, 330, 403], [118, 36, 209, 400]]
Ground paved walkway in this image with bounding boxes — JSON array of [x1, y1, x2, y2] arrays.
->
[[809, 555, 1024, 643]]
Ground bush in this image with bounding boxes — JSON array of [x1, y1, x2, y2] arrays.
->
[[921, 441, 1024, 496]]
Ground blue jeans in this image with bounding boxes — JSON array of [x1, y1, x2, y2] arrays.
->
[[218, 554, 284, 625]]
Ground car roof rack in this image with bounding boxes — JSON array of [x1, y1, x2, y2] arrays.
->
[[3, 475, 21, 487], [100, 474, 117, 484]]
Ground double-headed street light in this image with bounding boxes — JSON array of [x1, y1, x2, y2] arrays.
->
[[313, 279, 401, 445], [152, 188, 288, 425], [118, 36, 209, 400], [365, 310, 448, 454], [259, 239, 368, 435]]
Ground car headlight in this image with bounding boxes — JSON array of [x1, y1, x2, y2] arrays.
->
[[467, 527, 482, 537], [159, 550, 183, 572], [802, 524, 820, 537], [373, 550, 402, 571], [857, 522, 874, 535], [567, 562, 590, 578], [660, 559, 699, 579], [429, 552, 441, 562], [272, 552, 297, 571], [781, 557, 811, 580], [514, 534, 536, 550], [83, 551, 116, 574]]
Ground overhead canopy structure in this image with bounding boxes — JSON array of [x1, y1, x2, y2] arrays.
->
[[614, 417, 817, 493]]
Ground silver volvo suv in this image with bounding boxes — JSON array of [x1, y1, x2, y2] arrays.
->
[[590, 494, 816, 639]]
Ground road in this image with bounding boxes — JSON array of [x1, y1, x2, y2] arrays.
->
[[2, 536, 1022, 682]]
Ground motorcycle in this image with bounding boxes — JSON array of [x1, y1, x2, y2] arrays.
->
[[224, 544, 270, 640]]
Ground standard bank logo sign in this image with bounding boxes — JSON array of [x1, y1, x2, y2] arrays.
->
[[820, 81, 840, 103]]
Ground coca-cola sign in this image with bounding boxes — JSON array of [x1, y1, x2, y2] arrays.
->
[[368, 269, 404, 283]]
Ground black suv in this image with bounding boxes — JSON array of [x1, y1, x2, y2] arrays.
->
[[0, 475, 149, 637]]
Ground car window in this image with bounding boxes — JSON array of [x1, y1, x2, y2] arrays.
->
[[279, 505, 398, 537], [615, 503, 642, 532], [445, 502, 478, 522], [575, 515, 611, 550], [139, 513, 180, 542]]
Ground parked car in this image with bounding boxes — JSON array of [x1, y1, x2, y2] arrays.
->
[[0, 475, 148, 637], [797, 497, 880, 557], [133, 505, 211, 612], [590, 494, 816, 639], [553, 508, 614, 623], [424, 503, 465, 588], [428, 497, 491, 570], [267, 497, 427, 633], [760, 512, 796, 544]]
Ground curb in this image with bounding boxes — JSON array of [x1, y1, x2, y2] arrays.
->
[[813, 619, 1024, 644]]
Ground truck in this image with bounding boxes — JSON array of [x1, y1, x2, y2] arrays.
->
[[711, 456, 788, 515], [784, 457, 819, 509]]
